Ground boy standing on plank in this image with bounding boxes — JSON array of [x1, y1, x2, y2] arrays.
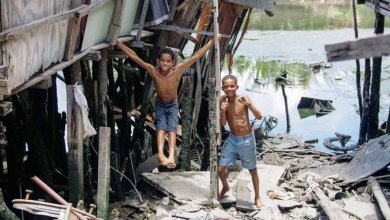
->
[[116, 39, 214, 168]]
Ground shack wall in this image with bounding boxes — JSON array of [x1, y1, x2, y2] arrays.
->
[[1, 0, 70, 94]]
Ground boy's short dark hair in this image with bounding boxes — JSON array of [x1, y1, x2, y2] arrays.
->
[[222, 74, 238, 83], [158, 47, 176, 61]]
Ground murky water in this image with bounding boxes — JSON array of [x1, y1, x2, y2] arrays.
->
[[219, 1, 390, 151]]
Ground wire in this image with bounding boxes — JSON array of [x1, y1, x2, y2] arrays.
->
[[89, 140, 143, 202]]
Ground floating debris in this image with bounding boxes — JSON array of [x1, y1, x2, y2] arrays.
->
[[323, 132, 358, 153], [297, 97, 335, 118]]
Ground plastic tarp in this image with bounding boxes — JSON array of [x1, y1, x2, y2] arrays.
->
[[74, 85, 97, 139]]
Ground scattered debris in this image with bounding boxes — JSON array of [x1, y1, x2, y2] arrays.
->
[[323, 132, 358, 153], [98, 133, 390, 220], [309, 61, 332, 70], [297, 96, 335, 118]]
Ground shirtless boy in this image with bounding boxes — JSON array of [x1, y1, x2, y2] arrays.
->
[[219, 74, 263, 208], [116, 39, 214, 168]]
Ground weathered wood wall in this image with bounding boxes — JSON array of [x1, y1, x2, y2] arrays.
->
[[1, 1, 70, 94]]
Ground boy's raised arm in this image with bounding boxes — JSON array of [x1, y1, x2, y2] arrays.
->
[[178, 39, 215, 71], [116, 41, 156, 76]]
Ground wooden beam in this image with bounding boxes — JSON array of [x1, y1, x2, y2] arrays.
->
[[106, 0, 125, 45], [64, 0, 84, 60], [30, 77, 52, 89], [82, 51, 102, 61], [11, 49, 91, 95], [107, 50, 128, 59], [64, 15, 81, 60], [77, 0, 110, 17], [0, 5, 87, 42], [97, 127, 111, 220], [131, 0, 150, 48], [148, 24, 230, 38], [325, 34, 390, 62]]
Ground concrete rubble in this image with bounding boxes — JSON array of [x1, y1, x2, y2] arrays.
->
[[109, 134, 390, 220]]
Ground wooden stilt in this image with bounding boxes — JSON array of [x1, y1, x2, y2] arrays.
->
[[359, 58, 371, 144], [209, 0, 221, 202], [180, 71, 194, 170], [352, 0, 363, 118], [97, 127, 111, 220], [281, 84, 290, 133], [67, 85, 84, 205], [367, 12, 385, 140]]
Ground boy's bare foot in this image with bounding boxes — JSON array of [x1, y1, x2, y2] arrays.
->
[[166, 162, 176, 169], [255, 198, 263, 208], [218, 186, 230, 199], [158, 155, 170, 167], [167, 157, 176, 169]]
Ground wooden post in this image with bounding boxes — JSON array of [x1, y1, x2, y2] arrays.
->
[[359, 59, 371, 144], [64, 0, 83, 60], [352, 0, 363, 118], [209, 0, 221, 202], [367, 12, 385, 140], [368, 177, 390, 220], [97, 127, 111, 220], [98, 50, 108, 126], [67, 85, 84, 205], [180, 71, 194, 170], [106, 0, 125, 45], [281, 84, 290, 133], [132, 0, 150, 48]]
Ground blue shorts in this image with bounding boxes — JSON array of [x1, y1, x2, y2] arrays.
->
[[154, 101, 179, 132], [219, 133, 257, 170]]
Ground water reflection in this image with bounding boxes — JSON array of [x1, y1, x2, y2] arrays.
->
[[224, 46, 390, 151], [249, 0, 390, 30]]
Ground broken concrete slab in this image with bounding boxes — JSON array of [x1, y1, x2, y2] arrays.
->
[[236, 164, 287, 211], [251, 206, 283, 219], [341, 134, 390, 183], [140, 171, 210, 205], [343, 198, 384, 220]]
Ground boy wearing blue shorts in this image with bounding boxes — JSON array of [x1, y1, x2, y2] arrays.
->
[[117, 39, 214, 168], [219, 74, 263, 208]]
